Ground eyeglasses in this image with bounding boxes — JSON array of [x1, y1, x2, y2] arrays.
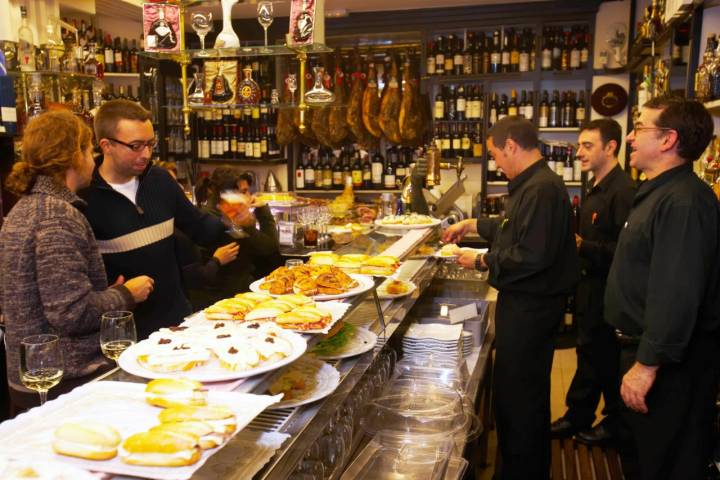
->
[[105, 137, 156, 152], [632, 124, 675, 134]]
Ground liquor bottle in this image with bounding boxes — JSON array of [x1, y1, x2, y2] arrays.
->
[[238, 67, 261, 104], [113, 37, 123, 72], [130, 39, 139, 73], [463, 33, 474, 75], [148, 5, 178, 50], [383, 156, 396, 189], [573, 146, 582, 181], [426, 41, 436, 75], [541, 27, 552, 71], [552, 28, 562, 70], [456, 85, 466, 121], [501, 29, 511, 73], [490, 30, 501, 74], [555, 146, 566, 177], [362, 154, 372, 189], [461, 126, 472, 157], [519, 32, 530, 73], [563, 147, 574, 181], [549, 90, 560, 128], [508, 89, 518, 117], [435, 36, 445, 75], [570, 28, 581, 70], [487, 148, 498, 181], [472, 124, 483, 158], [229, 124, 238, 158], [295, 156, 306, 189], [260, 126, 268, 158], [518, 90, 526, 119], [489, 93, 499, 127], [268, 126, 281, 157], [84, 43, 99, 76], [526, 90, 535, 122], [472, 33, 483, 75], [497, 94, 509, 121], [322, 153, 333, 190], [371, 152, 384, 188], [580, 28, 590, 69], [331, 152, 342, 189], [253, 127, 262, 158], [121, 38, 130, 73], [561, 91, 573, 127], [104, 34, 115, 73], [510, 31, 520, 73], [444, 34, 455, 74], [244, 125, 254, 158], [441, 125, 452, 158], [576, 91, 586, 128], [451, 124, 461, 158], [446, 85, 457, 121], [434, 88, 445, 120], [453, 36, 464, 76], [395, 149, 407, 187], [342, 149, 352, 185], [18, 7, 36, 72], [546, 144, 556, 173], [560, 30, 570, 71], [303, 152, 315, 189]]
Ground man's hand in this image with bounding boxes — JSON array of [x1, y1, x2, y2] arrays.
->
[[457, 251, 478, 270], [213, 242, 240, 265], [123, 275, 154, 303], [442, 219, 473, 244], [620, 362, 658, 414], [249, 195, 266, 208], [575, 234, 583, 250]]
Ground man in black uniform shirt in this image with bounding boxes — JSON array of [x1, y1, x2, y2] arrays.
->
[[444, 116, 580, 479], [605, 95, 720, 479], [551, 119, 635, 445]]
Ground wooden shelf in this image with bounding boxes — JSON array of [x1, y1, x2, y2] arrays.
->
[[103, 72, 140, 78], [539, 127, 580, 132], [197, 157, 286, 164], [487, 180, 582, 187], [704, 99, 720, 116]]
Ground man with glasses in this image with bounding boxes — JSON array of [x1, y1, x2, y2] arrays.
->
[[605, 95, 720, 478], [551, 119, 635, 445], [80, 100, 228, 339]]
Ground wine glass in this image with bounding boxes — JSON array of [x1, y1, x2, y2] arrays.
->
[[100, 311, 137, 367], [257, 1, 274, 53], [191, 11, 213, 56], [286, 73, 298, 105], [20, 334, 64, 406]]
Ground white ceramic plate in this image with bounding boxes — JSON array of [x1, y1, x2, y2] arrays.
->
[[268, 357, 341, 409], [313, 327, 378, 360], [118, 330, 307, 382], [433, 246, 488, 259], [376, 280, 417, 300], [375, 217, 441, 230], [0, 456, 100, 480], [249, 274, 375, 301]]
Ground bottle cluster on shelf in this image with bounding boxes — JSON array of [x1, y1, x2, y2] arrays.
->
[[541, 141, 582, 182], [426, 28, 537, 76], [195, 107, 280, 161], [295, 146, 416, 191], [695, 33, 720, 103], [487, 88, 586, 129], [433, 84, 484, 121], [540, 25, 591, 71], [10, 9, 140, 76], [432, 123, 483, 159]]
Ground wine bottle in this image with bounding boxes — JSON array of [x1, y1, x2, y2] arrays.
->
[[295, 157, 305, 189], [539, 90, 549, 128], [426, 41, 436, 75], [304, 152, 315, 189], [508, 89, 518, 117], [463, 33, 474, 75], [453, 36, 464, 76], [371, 152, 384, 188], [541, 27, 552, 71], [444, 34, 455, 74], [435, 36, 445, 75], [362, 154, 372, 189], [490, 30, 501, 74], [501, 29, 511, 73], [456, 85, 466, 121], [383, 157, 396, 189]]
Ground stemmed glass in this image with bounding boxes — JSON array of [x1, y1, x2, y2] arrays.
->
[[191, 11, 213, 56], [100, 311, 137, 367], [219, 190, 252, 239], [20, 334, 64, 406], [286, 73, 298, 105], [257, 1, 274, 53]]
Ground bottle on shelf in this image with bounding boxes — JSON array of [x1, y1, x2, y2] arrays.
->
[[539, 90, 549, 128], [541, 27, 553, 71], [490, 30, 501, 74], [295, 155, 305, 189], [113, 37, 124, 73], [383, 155, 396, 190], [426, 40, 436, 75], [501, 29, 511, 73], [563, 147, 574, 181], [362, 153, 372, 189], [104, 34, 115, 73], [371, 152, 384, 189], [435, 36, 445, 76], [463, 33, 474, 75], [18, 7, 36, 72], [444, 34, 455, 75], [519, 31, 530, 73], [508, 89, 518, 117], [453, 35, 464, 76], [576, 91, 586, 128]]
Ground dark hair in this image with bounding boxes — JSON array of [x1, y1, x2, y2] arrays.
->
[[209, 167, 241, 192], [488, 116, 538, 151], [237, 171, 254, 187], [6, 111, 93, 195], [643, 94, 714, 162], [581, 118, 622, 156], [94, 99, 152, 141]]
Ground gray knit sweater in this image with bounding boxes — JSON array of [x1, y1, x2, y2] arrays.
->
[[0, 176, 134, 391]]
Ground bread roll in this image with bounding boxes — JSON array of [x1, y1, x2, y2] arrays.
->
[[121, 431, 201, 467], [159, 405, 237, 435], [151, 421, 224, 449], [53, 422, 121, 460], [145, 378, 207, 408]]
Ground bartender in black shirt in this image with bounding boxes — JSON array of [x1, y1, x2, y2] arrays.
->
[[444, 116, 579, 479], [605, 95, 720, 479], [551, 119, 635, 445]]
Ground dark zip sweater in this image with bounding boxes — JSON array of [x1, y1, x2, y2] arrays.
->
[[78, 164, 226, 339]]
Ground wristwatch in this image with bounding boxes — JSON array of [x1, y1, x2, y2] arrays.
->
[[475, 253, 489, 272]]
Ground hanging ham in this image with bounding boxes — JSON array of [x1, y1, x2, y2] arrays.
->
[[326, 63, 349, 147], [378, 58, 402, 145], [399, 59, 424, 145], [362, 62, 383, 138]]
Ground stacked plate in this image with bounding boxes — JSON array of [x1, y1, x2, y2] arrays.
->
[[462, 331, 473, 358], [402, 324, 463, 362]]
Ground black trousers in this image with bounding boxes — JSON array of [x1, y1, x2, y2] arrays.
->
[[494, 291, 565, 480], [564, 278, 621, 428], [618, 335, 719, 480]]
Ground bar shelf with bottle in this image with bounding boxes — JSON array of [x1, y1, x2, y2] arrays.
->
[[140, 44, 334, 62], [488, 180, 582, 187], [103, 72, 141, 79]]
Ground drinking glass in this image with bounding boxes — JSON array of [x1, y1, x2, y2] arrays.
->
[[286, 258, 304, 268], [286, 73, 298, 105], [257, 1, 274, 53], [20, 334, 64, 406], [219, 190, 251, 239], [191, 12, 213, 56], [100, 311, 137, 367]]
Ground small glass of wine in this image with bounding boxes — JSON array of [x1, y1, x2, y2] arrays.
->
[[100, 311, 137, 367], [257, 1, 274, 53], [20, 334, 64, 406]]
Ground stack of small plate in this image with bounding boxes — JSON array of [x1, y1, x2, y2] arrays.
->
[[462, 331, 473, 358], [402, 324, 463, 362]]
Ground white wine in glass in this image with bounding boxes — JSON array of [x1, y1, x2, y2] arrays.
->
[[20, 334, 64, 406], [100, 311, 137, 366]]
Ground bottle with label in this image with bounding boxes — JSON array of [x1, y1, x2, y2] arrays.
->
[[501, 29, 511, 73], [541, 27, 552, 71], [555, 146, 566, 177], [461, 126, 472, 157], [238, 67, 261, 105], [304, 153, 315, 189], [104, 34, 115, 73], [463, 33, 474, 75], [519, 31, 530, 73], [456, 85, 466, 121], [487, 152, 497, 182], [576, 91, 586, 128], [435, 36, 445, 75], [434, 88, 445, 120], [84, 43, 99, 76], [426, 41, 436, 75], [570, 28, 581, 69], [489, 92, 499, 127], [444, 34, 455, 74], [546, 144, 556, 173], [563, 147, 574, 181], [510, 31, 520, 72], [508, 89, 518, 117], [295, 157, 305, 189], [371, 152, 384, 188], [549, 90, 560, 128], [148, 5, 178, 50], [383, 157, 396, 190], [114, 37, 124, 72], [362, 153, 372, 189], [490, 30, 501, 74], [539, 90, 549, 127], [453, 36, 464, 75], [472, 124, 483, 158], [351, 151, 363, 188], [573, 146, 582, 181], [18, 7, 36, 72], [525, 90, 535, 121], [497, 94, 508, 121]]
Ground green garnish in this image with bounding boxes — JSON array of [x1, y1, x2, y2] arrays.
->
[[310, 323, 356, 356]]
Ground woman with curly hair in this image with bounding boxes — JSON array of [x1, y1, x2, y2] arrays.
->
[[0, 110, 154, 414]]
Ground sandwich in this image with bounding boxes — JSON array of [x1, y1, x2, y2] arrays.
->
[[310, 322, 356, 357], [121, 430, 201, 467], [308, 252, 339, 266], [277, 293, 314, 307], [137, 342, 211, 373], [150, 421, 224, 449], [211, 340, 261, 371], [52, 422, 121, 460], [159, 405, 237, 435], [360, 255, 400, 276], [145, 378, 207, 408], [235, 292, 272, 303], [274, 306, 332, 331], [268, 369, 314, 401], [250, 332, 294, 361], [384, 280, 409, 295]]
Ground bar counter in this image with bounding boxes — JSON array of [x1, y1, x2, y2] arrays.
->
[[93, 226, 496, 479]]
